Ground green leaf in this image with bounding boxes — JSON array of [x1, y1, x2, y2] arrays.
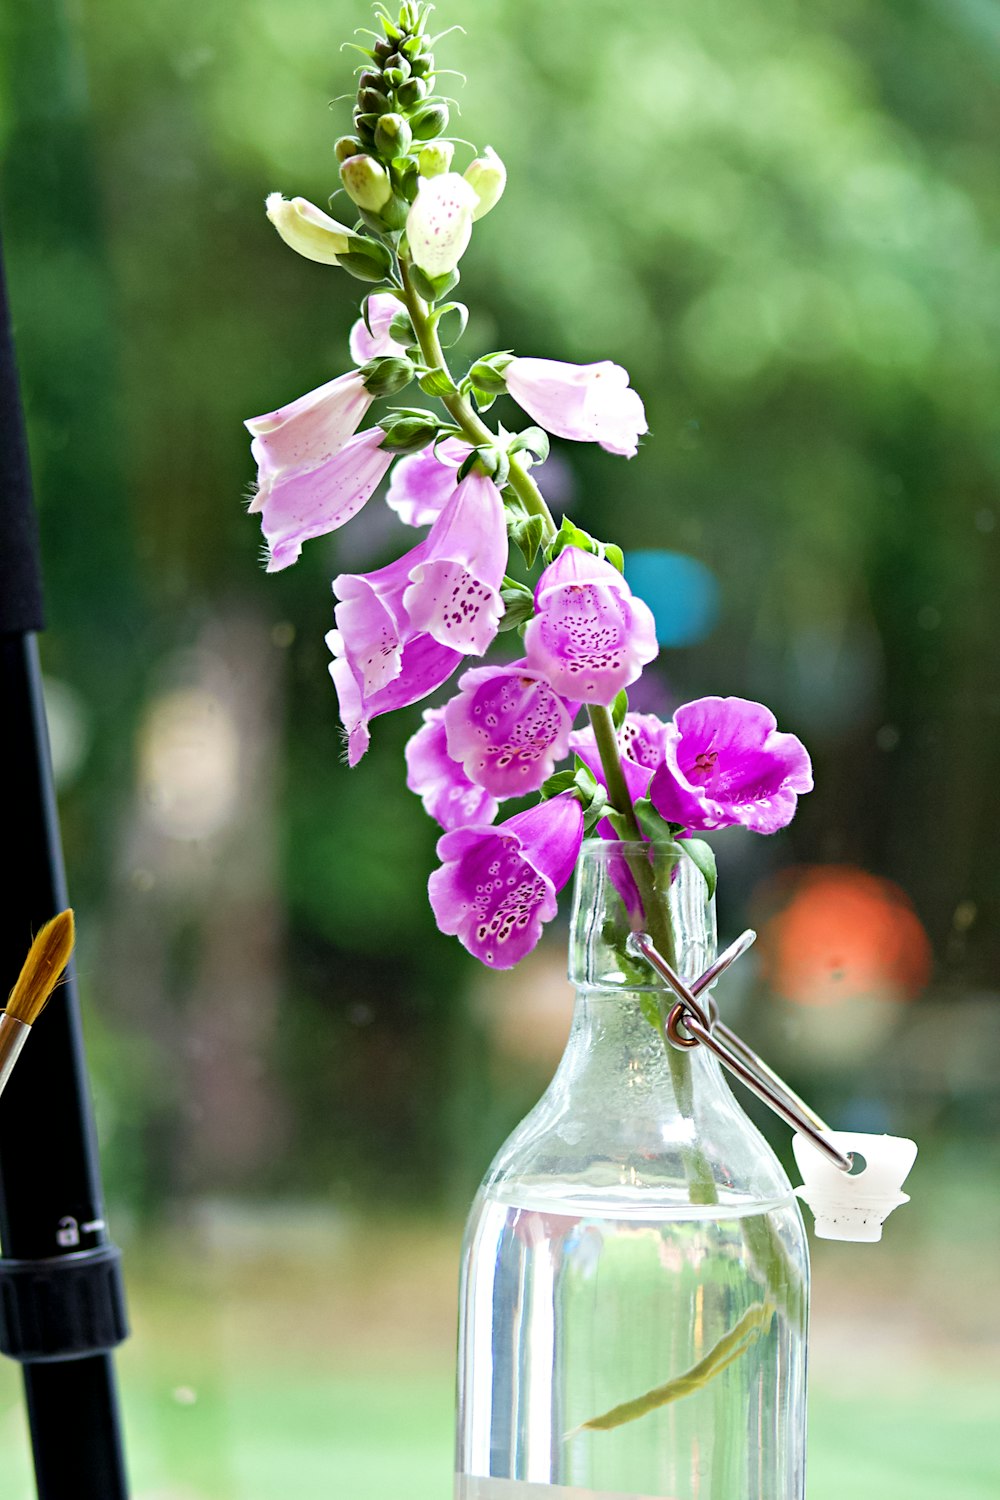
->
[[633, 799, 684, 857], [508, 425, 550, 465], [470, 386, 497, 413], [431, 301, 469, 348], [611, 689, 629, 729], [681, 838, 718, 899], [338, 252, 394, 284], [639, 993, 664, 1031], [540, 769, 576, 799], [604, 542, 625, 574], [508, 512, 546, 569], [388, 310, 415, 344], [543, 515, 602, 565], [418, 367, 457, 398], [406, 264, 438, 302], [467, 353, 513, 394], [498, 577, 534, 632]]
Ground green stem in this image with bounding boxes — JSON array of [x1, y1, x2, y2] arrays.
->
[[399, 254, 712, 1195]]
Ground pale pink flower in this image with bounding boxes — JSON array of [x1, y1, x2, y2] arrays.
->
[[523, 547, 659, 705], [406, 173, 478, 278], [505, 357, 647, 457], [402, 470, 506, 655], [385, 437, 471, 526], [349, 293, 407, 364], [327, 628, 462, 768], [245, 371, 392, 570]]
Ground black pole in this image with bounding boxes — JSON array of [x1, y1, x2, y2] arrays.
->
[[0, 229, 130, 1496]]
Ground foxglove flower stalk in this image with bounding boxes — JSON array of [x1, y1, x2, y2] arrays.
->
[[650, 696, 813, 835], [406, 173, 479, 278], [328, 628, 462, 768], [405, 708, 499, 831], [428, 793, 585, 968], [524, 548, 658, 705], [386, 437, 471, 526], [443, 660, 578, 798], [265, 193, 353, 265], [505, 358, 648, 458], [402, 470, 506, 654], [245, 371, 391, 570], [350, 293, 407, 363]]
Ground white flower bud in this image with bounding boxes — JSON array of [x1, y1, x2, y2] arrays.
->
[[405, 173, 479, 278], [418, 141, 455, 178], [265, 193, 352, 266], [464, 146, 506, 221]]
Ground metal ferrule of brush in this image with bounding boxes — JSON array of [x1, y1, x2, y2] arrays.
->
[[0, 1011, 31, 1098]]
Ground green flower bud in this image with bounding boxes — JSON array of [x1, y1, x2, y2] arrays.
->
[[334, 135, 362, 163], [418, 141, 454, 178], [396, 76, 427, 109], [410, 53, 433, 79], [340, 154, 392, 212], [375, 112, 412, 159], [411, 102, 450, 141], [337, 235, 394, 282], [360, 355, 416, 397], [264, 193, 352, 266], [357, 70, 382, 93], [464, 145, 507, 221], [378, 412, 442, 452], [359, 86, 390, 115]]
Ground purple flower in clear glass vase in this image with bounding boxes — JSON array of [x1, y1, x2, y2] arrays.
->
[[428, 793, 585, 968], [523, 548, 658, 705], [245, 372, 392, 571], [402, 469, 507, 655], [386, 437, 471, 527], [443, 660, 578, 798], [327, 628, 462, 768], [405, 707, 499, 831], [349, 292, 407, 364], [569, 711, 671, 802], [505, 358, 648, 457], [649, 696, 814, 834]]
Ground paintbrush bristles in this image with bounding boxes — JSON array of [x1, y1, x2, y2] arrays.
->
[[5, 909, 75, 1026]]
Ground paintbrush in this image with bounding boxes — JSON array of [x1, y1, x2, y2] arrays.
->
[[0, 909, 75, 1099]]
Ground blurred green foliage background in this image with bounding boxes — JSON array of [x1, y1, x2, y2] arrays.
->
[[1, 0, 999, 1495]]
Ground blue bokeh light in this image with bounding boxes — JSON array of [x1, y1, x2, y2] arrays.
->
[[624, 550, 720, 646]]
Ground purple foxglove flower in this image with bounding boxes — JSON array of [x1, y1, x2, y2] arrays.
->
[[246, 371, 391, 569], [505, 357, 648, 458], [443, 660, 578, 798], [405, 707, 499, 831], [569, 711, 671, 803], [406, 173, 479, 278], [327, 628, 462, 767], [333, 541, 429, 698], [403, 470, 506, 655], [349, 293, 407, 364], [649, 696, 813, 835], [385, 437, 471, 527], [523, 548, 659, 706], [428, 793, 584, 969]]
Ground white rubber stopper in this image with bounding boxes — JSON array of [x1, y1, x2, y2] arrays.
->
[[792, 1130, 917, 1242]]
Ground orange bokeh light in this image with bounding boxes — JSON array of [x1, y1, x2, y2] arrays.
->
[[756, 865, 932, 1006]]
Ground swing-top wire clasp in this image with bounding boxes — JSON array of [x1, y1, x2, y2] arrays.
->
[[627, 929, 853, 1174]]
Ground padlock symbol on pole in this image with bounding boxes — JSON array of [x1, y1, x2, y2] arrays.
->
[[56, 1215, 80, 1248]]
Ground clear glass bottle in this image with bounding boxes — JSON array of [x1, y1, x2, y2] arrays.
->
[[455, 843, 809, 1500]]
